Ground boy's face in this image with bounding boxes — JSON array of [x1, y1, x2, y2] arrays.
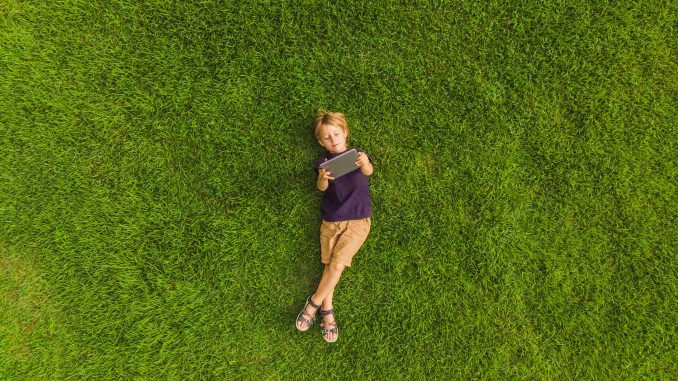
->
[[317, 124, 348, 153]]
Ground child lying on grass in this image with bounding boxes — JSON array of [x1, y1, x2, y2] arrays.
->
[[296, 110, 373, 343]]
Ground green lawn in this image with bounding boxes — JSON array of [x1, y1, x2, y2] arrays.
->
[[1, 1, 676, 379]]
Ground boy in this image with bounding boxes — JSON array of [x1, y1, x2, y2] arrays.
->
[[295, 111, 373, 343]]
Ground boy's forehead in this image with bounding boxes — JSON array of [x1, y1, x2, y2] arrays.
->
[[320, 124, 343, 135]]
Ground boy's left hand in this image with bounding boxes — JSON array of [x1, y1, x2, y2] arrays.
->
[[355, 152, 370, 167]]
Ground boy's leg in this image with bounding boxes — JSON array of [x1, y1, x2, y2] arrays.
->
[[312, 261, 345, 307], [319, 265, 337, 312], [319, 265, 338, 341], [312, 219, 369, 338], [298, 262, 342, 328], [320, 265, 334, 308]]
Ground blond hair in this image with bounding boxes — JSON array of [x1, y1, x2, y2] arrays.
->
[[314, 110, 349, 140]]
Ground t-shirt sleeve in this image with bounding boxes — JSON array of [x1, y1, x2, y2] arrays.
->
[[314, 155, 326, 174]]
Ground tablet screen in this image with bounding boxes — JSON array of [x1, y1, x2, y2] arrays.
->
[[318, 149, 359, 179]]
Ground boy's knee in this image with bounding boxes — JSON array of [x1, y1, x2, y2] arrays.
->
[[329, 262, 345, 274]]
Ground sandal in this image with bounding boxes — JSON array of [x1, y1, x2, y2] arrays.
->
[[296, 296, 321, 331], [319, 308, 339, 343]]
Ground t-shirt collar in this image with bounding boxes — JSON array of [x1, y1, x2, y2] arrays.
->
[[327, 148, 352, 158]]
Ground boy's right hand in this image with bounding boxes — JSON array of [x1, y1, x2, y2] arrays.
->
[[319, 168, 335, 181]]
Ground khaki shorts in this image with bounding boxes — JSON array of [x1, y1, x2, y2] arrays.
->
[[320, 217, 372, 267]]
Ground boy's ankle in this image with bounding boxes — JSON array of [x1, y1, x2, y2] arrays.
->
[[309, 295, 321, 307]]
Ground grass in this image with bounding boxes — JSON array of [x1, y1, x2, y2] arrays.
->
[[1, 0, 676, 379]]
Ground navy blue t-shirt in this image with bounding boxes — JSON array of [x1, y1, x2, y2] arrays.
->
[[314, 148, 373, 222]]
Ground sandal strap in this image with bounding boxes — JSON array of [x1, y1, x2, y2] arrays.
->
[[297, 314, 314, 324], [319, 310, 338, 337], [307, 296, 321, 310], [296, 296, 320, 327], [321, 321, 338, 334], [297, 306, 316, 320]]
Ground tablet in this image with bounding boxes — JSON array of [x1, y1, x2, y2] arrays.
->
[[319, 149, 359, 179]]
